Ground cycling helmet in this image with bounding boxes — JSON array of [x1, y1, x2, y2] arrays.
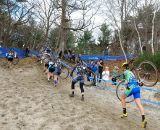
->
[[121, 62, 129, 68], [49, 61, 54, 64]]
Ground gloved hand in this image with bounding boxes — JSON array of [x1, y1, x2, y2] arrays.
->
[[125, 83, 130, 90], [138, 82, 143, 87]]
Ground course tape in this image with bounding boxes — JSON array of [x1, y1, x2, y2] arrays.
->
[[96, 83, 116, 92], [142, 99, 160, 106], [61, 60, 160, 106], [141, 87, 160, 93]]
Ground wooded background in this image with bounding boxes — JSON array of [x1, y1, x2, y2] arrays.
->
[[0, 0, 160, 56]]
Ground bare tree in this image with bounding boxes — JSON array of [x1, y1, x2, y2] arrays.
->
[[103, 0, 135, 61], [1, 0, 34, 45], [151, 0, 160, 55], [53, 0, 101, 55], [32, 0, 59, 43]]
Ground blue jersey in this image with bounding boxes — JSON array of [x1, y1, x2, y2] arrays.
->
[[6, 53, 14, 59]]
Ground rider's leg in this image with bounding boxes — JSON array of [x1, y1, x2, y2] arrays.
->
[[121, 94, 127, 117], [69, 76, 78, 97], [54, 75, 58, 86], [133, 87, 147, 128], [69, 81, 76, 97], [80, 82, 84, 101], [134, 99, 145, 120], [47, 72, 52, 81]]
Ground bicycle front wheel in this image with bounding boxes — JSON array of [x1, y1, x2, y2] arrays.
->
[[60, 66, 69, 79], [137, 61, 158, 87], [116, 80, 134, 103]]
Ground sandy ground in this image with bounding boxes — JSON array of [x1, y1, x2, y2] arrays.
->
[[0, 63, 160, 130]]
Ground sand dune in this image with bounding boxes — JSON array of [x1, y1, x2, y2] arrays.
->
[[0, 64, 159, 130]]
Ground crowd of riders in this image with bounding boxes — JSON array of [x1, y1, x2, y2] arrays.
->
[[40, 48, 62, 87]]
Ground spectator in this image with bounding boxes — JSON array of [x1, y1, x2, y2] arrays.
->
[[92, 61, 99, 85], [102, 66, 110, 81], [98, 59, 104, 83], [111, 66, 119, 85], [25, 47, 30, 57], [102, 66, 110, 86]]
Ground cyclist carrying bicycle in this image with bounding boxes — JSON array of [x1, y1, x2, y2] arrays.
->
[[69, 61, 95, 101], [47, 61, 55, 81], [53, 59, 62, 87], [120, 62, 147, 128]]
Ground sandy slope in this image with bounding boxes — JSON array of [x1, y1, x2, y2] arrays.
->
[[0, 64, 159, 130]]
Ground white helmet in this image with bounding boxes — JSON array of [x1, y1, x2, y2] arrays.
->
[[49, 61, 54, 64]]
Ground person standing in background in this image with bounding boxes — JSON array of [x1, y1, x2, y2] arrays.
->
[[102, 66, 110, 81], [102, 66, 110, 86], [25, 47, 30, 57], [111, 66, 119, 85], [98, 59, 104, 83]]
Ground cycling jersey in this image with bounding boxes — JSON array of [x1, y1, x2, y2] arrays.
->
[[48, 62, 55, 73], [124, 70, 137, 86], [76, 64, 85, 75], [123, 70, 140, 99], [6, 53, 14, 59]]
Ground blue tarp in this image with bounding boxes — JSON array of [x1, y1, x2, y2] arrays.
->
[[0, 47, 135, 61], [80, 54, 135, 61], [0, 47, 40, 58]]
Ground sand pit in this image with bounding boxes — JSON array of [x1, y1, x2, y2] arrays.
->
[[0, 62, 159, 130]]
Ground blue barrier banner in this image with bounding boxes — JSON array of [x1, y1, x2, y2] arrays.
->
[[0, 47, 40, 58], [80, 54, 135, 61]]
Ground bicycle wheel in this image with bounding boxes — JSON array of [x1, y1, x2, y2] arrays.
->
[[12, 58, 19, 65], [0, 59, 9, 68], [136, 61, 158, 87], [60, 66, 69, 79], [116, 80, 134, 103], [84, 71, 94, 86]]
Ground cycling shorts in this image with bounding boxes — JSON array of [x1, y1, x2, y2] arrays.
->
[[8, 58, 13, 62], [48, 68, 55, 73], [124, 85, 140, 99], [72, 75, 84, 83]]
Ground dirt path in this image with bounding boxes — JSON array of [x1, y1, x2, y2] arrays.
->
[[0, 64, 159, 130]]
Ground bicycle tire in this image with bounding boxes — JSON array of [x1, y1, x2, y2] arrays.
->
[[116, 80, 134, 103], [60, 66, 69, 79], [136, 61, 158, 87]]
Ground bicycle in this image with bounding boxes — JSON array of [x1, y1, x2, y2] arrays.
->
[[54, 58, 69, 80], [116, 59, 158, 103], [78, 60, 96, 86]]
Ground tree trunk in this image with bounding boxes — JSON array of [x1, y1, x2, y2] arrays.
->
[[120, 0, 127, 62], [44, 18, 50, 42], [133, 19, 143, 55], [151, 11, 156, 55], [59, 0, 67, 57], [118, 30, 127, 62]]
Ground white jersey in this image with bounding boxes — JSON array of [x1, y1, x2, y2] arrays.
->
[[102, 70, 110, 81]]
